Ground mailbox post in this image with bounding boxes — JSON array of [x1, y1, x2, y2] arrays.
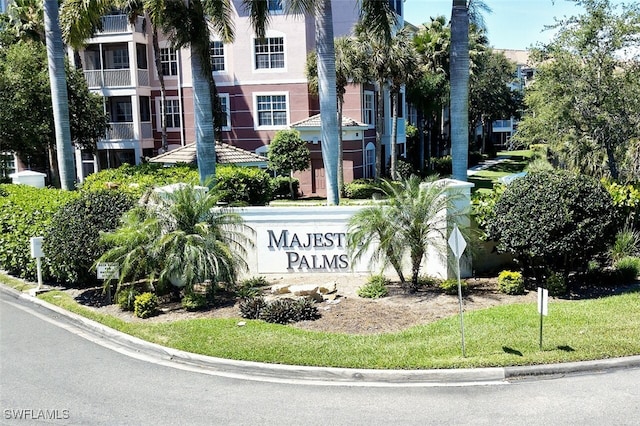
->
[[30, 237, 44, 291]]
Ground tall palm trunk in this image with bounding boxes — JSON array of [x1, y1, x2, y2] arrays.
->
[[191, 47, 217, 185], [450, 0, 469, 182], [152, 29, 169, 152], [375, 80, 384, 178], [337, 100, 344, 194], [390, 91, 398, 179], [44, 0, 75, 190], [316, 0, 340, 205]]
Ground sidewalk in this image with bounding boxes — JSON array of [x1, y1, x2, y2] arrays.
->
[[467, 156, 509, 176], [3, 283, 640, 387]]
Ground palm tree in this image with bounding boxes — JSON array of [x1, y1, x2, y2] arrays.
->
[[347, 176, 466, 290], [98, 184, 253, 295], [287, 0, 394, 204], [450, 0, 470, 182], [43, 0, 76, 190]]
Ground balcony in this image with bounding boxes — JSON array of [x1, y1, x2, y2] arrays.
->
[[99, 15, 145, 34], [84, 69, 150, 89], [106, 122, 135, 140]]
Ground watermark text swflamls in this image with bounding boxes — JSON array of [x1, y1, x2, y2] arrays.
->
[[3, 408, 70, 421]]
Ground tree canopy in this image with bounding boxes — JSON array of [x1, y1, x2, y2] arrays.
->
[[513, 0, 640, 182]]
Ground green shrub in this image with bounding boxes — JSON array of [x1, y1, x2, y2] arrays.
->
[[43, 190, 134, 286], [471, 184, 506, 239], [116, 287, 140, 311], [239, 296, 267, 320], [487, 171, 618, 275], [546, 272, 568, 297], [0, 184, 78, 280], [236, 276, 267, 298], [602, 180, 640, 229], [530, 144, 548, 160], [254, 298, 320, 324], [609, 225, 640, 264], [417, 275, 441, 288], [181, 293, 208, 311], [271, 176, 300, 199], [215, 165, 273, 206], [80, 163, 198, 199], [134, 292, 159, 319], [391, 158, 415, 180], [431, 156, 452, 176], [357, 275, 389, 299], [614, 256, 640, 283], [497, 270, 525, 295], [440, 278, 467, 295], [343, 179, 383, 199]]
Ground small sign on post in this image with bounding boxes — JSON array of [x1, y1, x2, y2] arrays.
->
[[448, 224, 467, 357], [97, 262, 119, 302], [538, 287, 549, 350], [30, 237, 44, 292]]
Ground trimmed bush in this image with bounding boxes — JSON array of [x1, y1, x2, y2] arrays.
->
[[487, 171, 618, 275], [116, 287, 140, 311], [43, 190, 134, 286], [431, 156, 452, 176], [497, 270, 525, 295], [79, 163, 198, 199], [271, 176, 300, 199], [546, 272, 568, 297], [440, 278, 467, 295], [215, 165, 273, 206], [0, 184, 78, 281], [181, 293, 208, 311], [614, 256, 640, 283], [236, 276, 268, 298], [343, 179, 383, 199], [239, 296, 267, 320], [134, 292, 159, 319], [259, 298, 299, 324], [357, 275, 389, 299]]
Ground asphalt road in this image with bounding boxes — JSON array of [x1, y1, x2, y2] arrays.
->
[[2, 289, 640, 425]]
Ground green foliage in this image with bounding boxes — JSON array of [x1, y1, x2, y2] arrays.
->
[[614, 256, 640, 283], [546, 272, 567, 297], [418, 275, 441, 288], [271, 176, 300, 199], [525, 157, 554, 173], [181, 292, 208, 311], [267, 130, 309, 199], [497, 270, 525, 295], [239, 296, 267, 320], [215, 165, 273, 206], [609, 225, 640, 264], [602, 180, 640, 228], [0, 184, 78, 280], [98, 184, 252, 296], [257, 298, 320, 324], [440, 278, 467, 295], [348, 176, 468, 289], [134, 292, 159, 319], [236, 276, 268, 298], [116, 287, 140, 312], [43, 190, 134, 286], [486, 171, 618, 275], [529, 144, 548, 160], [471, 184, 506, 238], [431, 156, 452, 176], [357, 275, 389, 299], [343, 179, 383, 199], [395, 158, 415, 180], [79, 163, 199, 199]]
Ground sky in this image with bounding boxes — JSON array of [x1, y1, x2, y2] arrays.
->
[[402, 0, 623, 51]]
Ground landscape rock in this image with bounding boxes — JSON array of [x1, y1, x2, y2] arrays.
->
[[271, 284, 291, 294], [289, 284, 319, 296], [318, 281, 337, 294]]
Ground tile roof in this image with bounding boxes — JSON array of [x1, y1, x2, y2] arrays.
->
[[290, 114, 368, 129], [149, 142, 267, 167]]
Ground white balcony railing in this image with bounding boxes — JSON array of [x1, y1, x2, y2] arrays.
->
[[106, 122, 135, 140], [137, 69, 149, 86], [103, 69, 131, 87], [98, 15, 146, 34], [84, 70, 103, 88]]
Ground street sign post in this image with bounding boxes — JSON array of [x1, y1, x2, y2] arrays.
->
[[97, 262, 119, 302], [448, 224, 467, 357], [538, 287, 549, 350]]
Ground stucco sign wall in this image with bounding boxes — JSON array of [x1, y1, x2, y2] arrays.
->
[[238, 206, 368, 274]]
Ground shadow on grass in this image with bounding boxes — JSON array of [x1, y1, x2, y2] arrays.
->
[[557, 345, 575, 352], [502, 346, 523, 356]]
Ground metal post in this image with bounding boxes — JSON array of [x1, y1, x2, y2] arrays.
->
[[457, 257, 466, 357]]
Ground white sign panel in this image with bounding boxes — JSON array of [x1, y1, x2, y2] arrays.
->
[[257, 225, 357, 273], [30, 236, 44, 258], [97, 262, 120, 280], [448, 225, 467, 259], [537, 287, 549, 316]]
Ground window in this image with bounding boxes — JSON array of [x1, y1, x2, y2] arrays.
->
[[363, 91, 375, 127], [210, 41, 225, 72], [161, 99, 181, 129], [159, 48, 178, 76], [267, 0, 283, 12], [139, 96, 151, 122], [136, 43, 148, 69], [218, 93, 230, 131], [1, 152, 16, 179], [365, 143, 375, 178], [254, 37, 284, 69], [256, 94, 288, 127], [112, 49, 129, 69]]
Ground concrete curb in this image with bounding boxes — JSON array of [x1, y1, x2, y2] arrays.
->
[[3, 283, 640, 386]]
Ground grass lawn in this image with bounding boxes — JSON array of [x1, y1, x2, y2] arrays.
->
[[18, 283, 640, 370]]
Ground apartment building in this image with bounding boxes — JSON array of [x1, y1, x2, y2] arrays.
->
[[73, 0, 406, 197]]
